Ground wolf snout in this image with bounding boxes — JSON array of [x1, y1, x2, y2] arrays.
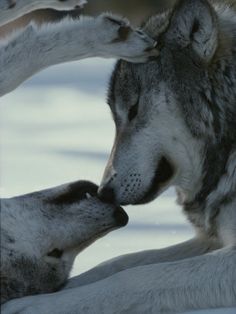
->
[[72, 181, 128, 227], [99, 171, 143, 205]]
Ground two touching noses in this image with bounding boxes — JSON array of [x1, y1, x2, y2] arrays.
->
[[98, 165, 118, 204]]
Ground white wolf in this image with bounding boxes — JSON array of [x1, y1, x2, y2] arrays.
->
[[2, 0, 236, 313], [0, 0, 158, 97], [3, 0, 235, 313], [0, 181, 128, 304]]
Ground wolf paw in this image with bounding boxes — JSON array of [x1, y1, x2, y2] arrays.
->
[[97, 13, 159, 63]]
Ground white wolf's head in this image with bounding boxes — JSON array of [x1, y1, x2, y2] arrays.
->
[[1, 181, 128, 303], [99, 0, 235, 206]]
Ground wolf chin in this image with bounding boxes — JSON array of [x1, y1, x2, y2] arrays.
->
[[2, 0, 236, 313]]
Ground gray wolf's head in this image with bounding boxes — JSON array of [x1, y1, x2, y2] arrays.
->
[[99, 0, 236, 206], [1, 181, 128, 303]]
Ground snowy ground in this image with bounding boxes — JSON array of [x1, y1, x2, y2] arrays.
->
[[0, 59, 235, 314]]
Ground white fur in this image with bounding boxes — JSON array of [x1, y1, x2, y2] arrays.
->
[[0, 1, 157, 97], [2, 242, 235, 313], [1, 180, 128, 306]]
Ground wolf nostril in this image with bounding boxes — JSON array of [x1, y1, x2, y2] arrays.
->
[[98, 187, 116, 204]]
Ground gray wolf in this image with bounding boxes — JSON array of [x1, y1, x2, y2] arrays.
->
[[2, 0, 236, 313], [0, 181, 128, 304], [0, 0, 158, 97]]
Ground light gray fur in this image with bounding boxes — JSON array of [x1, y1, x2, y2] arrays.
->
[[0, 0, 158, 97], [0, 180, 127, 304], [2, 0, 236, 313]]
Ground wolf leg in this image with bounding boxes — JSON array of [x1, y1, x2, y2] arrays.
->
[[0, 14, 157, 97], [0, 0, 86, 26], [65, 237, 220, 289], [2, 247, 235, 314]]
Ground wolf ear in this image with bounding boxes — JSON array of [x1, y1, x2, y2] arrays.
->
[[166, 0, 218, 62]]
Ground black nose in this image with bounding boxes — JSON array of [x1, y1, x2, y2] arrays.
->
[[113, 207, 129, 227], [98, 186, 116, 204]]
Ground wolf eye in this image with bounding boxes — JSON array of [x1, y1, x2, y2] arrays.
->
[[128, 101, 139, 121], [47, 249, 63, 259]]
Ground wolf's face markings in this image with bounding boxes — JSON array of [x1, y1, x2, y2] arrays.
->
[[99, 0, 236, 210], [102, 60, 194, 206]]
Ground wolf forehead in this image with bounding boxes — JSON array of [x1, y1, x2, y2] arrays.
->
[[107, 11, 196, 105], [108, 1, 236, 139], [108, 0, 235, 79]]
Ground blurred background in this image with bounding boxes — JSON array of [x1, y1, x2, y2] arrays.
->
[[1, 0, 197, 276]]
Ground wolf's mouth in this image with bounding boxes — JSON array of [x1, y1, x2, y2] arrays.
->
[[136, 156, 175, 204]]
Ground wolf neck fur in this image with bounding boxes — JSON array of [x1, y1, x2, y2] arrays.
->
[[181, 6, 236, 234]]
